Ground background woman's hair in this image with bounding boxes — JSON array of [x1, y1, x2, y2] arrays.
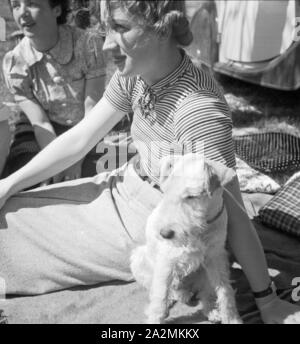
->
[[7, 0, 71, 25], [104, 0, 193, 47], [49, 0, 71, 24]]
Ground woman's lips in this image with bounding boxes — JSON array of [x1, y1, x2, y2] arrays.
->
[[21, 22, 36, 29], [113, 56, 126, 66]]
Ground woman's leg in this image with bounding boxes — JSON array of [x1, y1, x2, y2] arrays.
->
[[0, 159, 162, 295]]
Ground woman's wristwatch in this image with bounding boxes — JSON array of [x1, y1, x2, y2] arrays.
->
[[253, 281, 277, 299]]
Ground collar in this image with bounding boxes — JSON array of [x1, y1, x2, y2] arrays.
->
[[138, 50, 191, 94], [19, 25, 73, 67], [207, 201, 225, 225]]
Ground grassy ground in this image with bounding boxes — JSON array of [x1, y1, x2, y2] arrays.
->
[[1, 1, 300, 184]]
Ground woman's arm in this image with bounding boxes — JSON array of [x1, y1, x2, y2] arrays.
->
[[59, 74, 106, 181], [224, 176, 300, 323], [224, 176, 271, 292], [84, 75, 106, 114], [3, 96, 125, 198]]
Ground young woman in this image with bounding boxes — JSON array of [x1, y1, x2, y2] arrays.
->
[[2, 0, 106, 181], [0, 0, 299, 323]]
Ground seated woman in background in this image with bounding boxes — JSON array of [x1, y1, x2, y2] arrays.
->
[[1, 0, 106, 182]]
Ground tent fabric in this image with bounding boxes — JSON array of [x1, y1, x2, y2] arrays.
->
[[187, 0, 300, 90]]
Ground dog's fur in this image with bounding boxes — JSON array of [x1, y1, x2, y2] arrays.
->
[[130, 153, 242, 324]]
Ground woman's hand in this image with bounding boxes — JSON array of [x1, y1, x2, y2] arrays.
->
[[258, 296, 300, 324]]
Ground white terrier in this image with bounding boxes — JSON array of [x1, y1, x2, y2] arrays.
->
[[130, 153, 242, 324]]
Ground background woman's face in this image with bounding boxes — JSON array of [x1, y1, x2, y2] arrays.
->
[[9, 0, 60, 39], [102, 7, 161, 78]]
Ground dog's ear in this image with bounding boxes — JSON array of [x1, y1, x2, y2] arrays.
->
[[159, 155, 181, 186], [204, 163, 221, 196], [205, 160, 236, 187]]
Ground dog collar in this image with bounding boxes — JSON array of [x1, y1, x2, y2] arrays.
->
[[207, 201, 225, 225]]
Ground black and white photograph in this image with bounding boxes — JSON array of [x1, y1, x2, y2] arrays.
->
[[0, 0, 300, 326]]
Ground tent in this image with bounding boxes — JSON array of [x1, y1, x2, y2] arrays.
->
[[186, 0, 300, 90]]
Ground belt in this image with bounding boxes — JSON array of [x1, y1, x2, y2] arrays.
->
[[134, 158, 161, 190]]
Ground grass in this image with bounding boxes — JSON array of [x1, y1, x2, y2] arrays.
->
[[1, 1, 300, 185]]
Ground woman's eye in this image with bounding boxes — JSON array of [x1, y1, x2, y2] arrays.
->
[[10, 1, 20, 9], [28, 1, 39, 8], [112, 24, 128, 33]]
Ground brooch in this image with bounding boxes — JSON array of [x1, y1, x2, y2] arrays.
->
[[138, 87, 157, 125]]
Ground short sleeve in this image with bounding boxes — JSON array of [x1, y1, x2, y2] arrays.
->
[[104, 71, 133, 113], [81, 32, 106, 80], [2, 50, 34, 103], [174, 91, 236, 169]]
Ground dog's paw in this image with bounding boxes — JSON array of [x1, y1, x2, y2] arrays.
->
[[207, 309, 222, 323], [227, 316, 243, 324], [146, 314, 166, 324], [283, 312, 300, 324]]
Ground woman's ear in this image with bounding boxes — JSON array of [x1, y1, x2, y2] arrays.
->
[[159, 155, 182, 186], [53, 5, 62, 20], [159, 155, 175, 186]]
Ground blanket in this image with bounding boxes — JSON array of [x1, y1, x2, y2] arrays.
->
[[1, 193, 299, 324]]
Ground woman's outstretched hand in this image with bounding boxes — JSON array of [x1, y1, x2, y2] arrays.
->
[[259, 296, 300, 324]]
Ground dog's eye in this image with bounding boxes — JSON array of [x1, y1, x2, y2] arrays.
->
[[185, 195, 197, 201]]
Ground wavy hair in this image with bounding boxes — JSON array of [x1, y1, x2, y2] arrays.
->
[[104, 0, 193, 47]]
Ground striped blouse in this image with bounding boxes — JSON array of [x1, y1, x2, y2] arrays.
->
[[104, 51, 236, 185]]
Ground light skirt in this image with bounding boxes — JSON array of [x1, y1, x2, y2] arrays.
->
[[0, 157, 162, 295]]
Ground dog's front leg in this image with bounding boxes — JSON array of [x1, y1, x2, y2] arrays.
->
[[205, 250, 242, 324], [145, 249, 174, 324]]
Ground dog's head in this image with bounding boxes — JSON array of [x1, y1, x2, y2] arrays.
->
[[155, 153, 236, 245], [159, 153, 236, 197]]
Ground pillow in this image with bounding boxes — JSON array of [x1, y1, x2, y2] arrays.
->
[[258, 174, 300, 237], [236, 157, 280, 194]]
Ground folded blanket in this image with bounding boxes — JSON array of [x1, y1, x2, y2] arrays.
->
[[236, 157, 280, 194], [1, 193, 299, 324]]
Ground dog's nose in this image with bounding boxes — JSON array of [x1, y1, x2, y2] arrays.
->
[[160, 228, 175, 239]]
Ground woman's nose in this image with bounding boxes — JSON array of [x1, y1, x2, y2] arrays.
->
[[18, 4, 30, 18], [102, 31, 118, 52]]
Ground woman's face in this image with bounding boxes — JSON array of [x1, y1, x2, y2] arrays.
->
[[9, 0, 60, 39], [102, 6, 162, 79]]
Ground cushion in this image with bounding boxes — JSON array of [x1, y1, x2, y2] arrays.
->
[[236, 157, 280, 194], [258, 174, 300, 237]]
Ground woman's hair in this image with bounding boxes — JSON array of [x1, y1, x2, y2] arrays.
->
[[104, 0, 193, 47], [7, 0, 71, 25], [49, 0, 71, 25]]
